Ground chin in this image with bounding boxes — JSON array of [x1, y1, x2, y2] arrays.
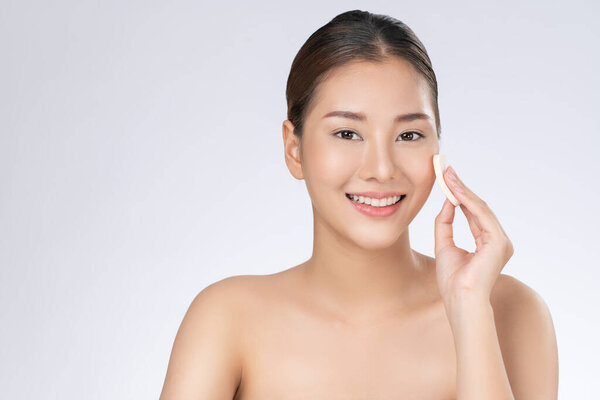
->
[[347, 228, 405, 250]]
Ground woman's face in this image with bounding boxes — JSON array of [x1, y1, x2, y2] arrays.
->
[[284, 57, 440, 249]]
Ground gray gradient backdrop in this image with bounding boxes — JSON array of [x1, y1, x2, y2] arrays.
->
[[1, 1, 598, 398]]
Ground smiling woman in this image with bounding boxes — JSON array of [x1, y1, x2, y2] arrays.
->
[[160, 9, 558, 400]]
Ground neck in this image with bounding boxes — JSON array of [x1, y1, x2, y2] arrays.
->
[[302, 209, 435, 324]]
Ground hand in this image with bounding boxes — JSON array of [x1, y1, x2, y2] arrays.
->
[[433, 165, 514, 305]]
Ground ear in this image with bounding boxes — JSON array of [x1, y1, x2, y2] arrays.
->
[[282, 120, 304, 180]]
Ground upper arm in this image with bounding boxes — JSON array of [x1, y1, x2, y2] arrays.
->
[[160, 277, 243, 400], [493, 274, 559, 400]]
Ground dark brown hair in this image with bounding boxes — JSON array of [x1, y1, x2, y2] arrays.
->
[[285, 9, 441, 141]]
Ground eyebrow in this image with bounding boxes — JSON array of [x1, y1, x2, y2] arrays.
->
[[322, 110, 433, 123]]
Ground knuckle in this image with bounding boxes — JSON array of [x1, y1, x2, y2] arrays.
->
[[475, 198, 488, 210]]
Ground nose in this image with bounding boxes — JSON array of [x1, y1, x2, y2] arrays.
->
[[357, 135, 397, 183]]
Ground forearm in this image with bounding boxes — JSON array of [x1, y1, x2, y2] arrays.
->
[[445, 293, 514, 400]]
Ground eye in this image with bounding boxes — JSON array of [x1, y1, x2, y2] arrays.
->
[[333, 129, 361, 140], [332, 130, 425, 142], [398, 131, 425, 141]]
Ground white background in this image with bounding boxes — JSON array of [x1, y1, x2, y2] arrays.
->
[[1, 0, 598, 398]]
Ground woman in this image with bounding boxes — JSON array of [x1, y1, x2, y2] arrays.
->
[[160, 10, 558, 399]]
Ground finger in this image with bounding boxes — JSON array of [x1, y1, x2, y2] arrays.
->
[[459, 203, 491, 249], [444, 166, 503, 236], [434, 197, 456, 256], [459, 203, 482, 237]]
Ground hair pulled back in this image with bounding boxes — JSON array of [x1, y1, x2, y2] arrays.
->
[[285, 10, 441, 141]]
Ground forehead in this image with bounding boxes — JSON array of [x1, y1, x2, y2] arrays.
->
[[309, 57, 433, 121]]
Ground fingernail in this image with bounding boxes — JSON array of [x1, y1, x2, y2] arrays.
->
[[452, 181, 464, 194]]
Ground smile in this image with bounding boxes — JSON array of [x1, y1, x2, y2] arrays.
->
[[345, 193, 406, 217], [345, 193, 405, 207]]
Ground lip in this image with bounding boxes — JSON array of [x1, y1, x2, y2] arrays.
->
[[346, 193, 406, 217], [345, 191, 405, 199]]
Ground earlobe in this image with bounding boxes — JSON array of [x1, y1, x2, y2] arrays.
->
[[282, 120, 304, 180]]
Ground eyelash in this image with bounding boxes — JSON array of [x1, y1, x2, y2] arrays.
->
[[332, 129, 425, 142]]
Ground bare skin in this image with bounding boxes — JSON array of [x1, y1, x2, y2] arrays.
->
[[228, 255, 524, 400], [232, 255, 459, 399], [159, 57, 558, 399], [232, 58, 458, 398]]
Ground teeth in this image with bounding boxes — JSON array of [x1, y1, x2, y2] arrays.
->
[[347, 194, 403, 207]]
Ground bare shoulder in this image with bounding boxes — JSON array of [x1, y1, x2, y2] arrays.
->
[[159, 274, 267, 400], [203, 272, 283, 303], [490, 273, 555, 335], [199, 274, 266, 302], [490, 273, 559, 398], [490, 273, 551, 315], [189, 273, 274, 330], [197, 270, 298, 315]]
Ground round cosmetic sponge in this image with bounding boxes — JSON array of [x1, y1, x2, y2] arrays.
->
[[433, 154, 460, 206]]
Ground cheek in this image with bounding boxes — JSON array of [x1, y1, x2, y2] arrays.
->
[[399, 150, 436, 187], [305, 141, 356, 185]]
